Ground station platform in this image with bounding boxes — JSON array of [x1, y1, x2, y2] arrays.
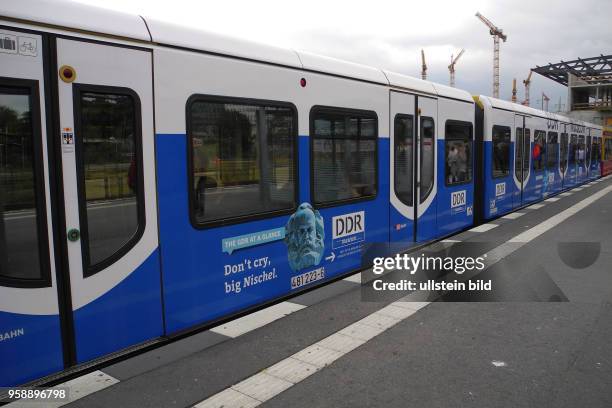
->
[[8, 175, 612, 408]]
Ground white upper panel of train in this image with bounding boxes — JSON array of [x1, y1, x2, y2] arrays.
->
[[0, 0, 472, 103], [0, 0, 152, 41]]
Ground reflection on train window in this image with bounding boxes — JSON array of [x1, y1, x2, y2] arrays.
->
[[420, 117, 435, 202], [569, 134, 577, 165], [0, 86, 44, 282], [491, 125, 510, 178], [444, 120, 472, 185], [560, 133, 568, 171], [547, 132, 558, 170], [515, 127, 530, 181], [394, 114, 413, 206], [78, 90, 143, 272], [312, 108, 377, 206], [189, 98, 296, 225], [533, 130, 546, 171]]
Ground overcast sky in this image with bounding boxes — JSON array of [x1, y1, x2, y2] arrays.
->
[[75, 0, 611, 111]]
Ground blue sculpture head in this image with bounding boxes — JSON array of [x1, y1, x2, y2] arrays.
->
[[284, 203, 325, 272]]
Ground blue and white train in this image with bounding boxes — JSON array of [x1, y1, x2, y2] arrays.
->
[[0, 0, 603, 387]]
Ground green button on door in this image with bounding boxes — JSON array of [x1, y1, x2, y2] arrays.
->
[[67, 228, 80, 242]]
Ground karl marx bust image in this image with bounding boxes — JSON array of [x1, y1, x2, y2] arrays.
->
[[284, 203, 325, 271]]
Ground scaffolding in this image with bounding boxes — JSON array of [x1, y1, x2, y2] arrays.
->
[[533, 55, 612, 112]]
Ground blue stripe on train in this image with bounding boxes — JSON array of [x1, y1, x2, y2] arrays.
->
[[73, 249, 163, 363], [156, 134, 390, 334], [0, 312, 63, 386]]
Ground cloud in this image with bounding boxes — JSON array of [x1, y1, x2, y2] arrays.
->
[[75, 0, 612, 110]]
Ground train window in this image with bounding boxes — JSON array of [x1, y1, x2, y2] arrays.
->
[[311, 107, 377, 206], [591, 137, 600, 163], [444, 120, 472, 185], [586, 135, 592, 165], [515, 127, 530, 181], [560, 133, 568, 171], [491, 125, 510, 178], [515, 127, 523, 180], [547, 132, 558, 170], [420, 117, 435, 202], [533, 130, 546, 171], [75, 87, 144, 275], [577, 135, 585, 166], [569, 134, 577, 165], [394, 114, 413, 206], [606, 138, 612, 160], [188, 96, 297, 226], [522, 129, 531, 177], [0, 82, 50, 286]]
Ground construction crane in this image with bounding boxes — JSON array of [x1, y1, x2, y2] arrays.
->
[[542, 92, 550, 111], [448, 48, 465, 88], [522, 70, 533, 106], [421, 49, 427, 80], [475, 12, 507, 98], [512, 78, 517, 103]]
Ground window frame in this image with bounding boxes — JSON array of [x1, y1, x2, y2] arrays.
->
[[73, 83, 146, 278], [186, 94, 299, 229], [393, 113, 414, 207], [419, 116, 435, 203], [444, 119, 473, 187], [491, 125, 511, 179], [0, 77, 52, 288], [309, 105, 379, 209]]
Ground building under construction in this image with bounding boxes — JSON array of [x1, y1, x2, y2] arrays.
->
[[533, 55, 612, 132]]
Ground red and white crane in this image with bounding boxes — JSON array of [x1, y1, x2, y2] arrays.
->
[[448, 48, 465, 88], [475, 12, 507, 98]]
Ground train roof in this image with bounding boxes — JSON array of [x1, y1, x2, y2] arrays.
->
[[477, 95, 601, 128], [2, 0, 475, 103]]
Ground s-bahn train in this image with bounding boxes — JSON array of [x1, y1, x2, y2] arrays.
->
[[0, 1, 604, 387]]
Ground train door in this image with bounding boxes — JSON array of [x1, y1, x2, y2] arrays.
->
[[513, 115, 530, 206], [389, 91, 416, 245], [415, 96, 438, 242], [55, 38, 163, 364], [0, 28, 64, 386], [389, 91, 438, 243]]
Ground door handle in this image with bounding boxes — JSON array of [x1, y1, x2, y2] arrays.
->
[[67, 228, 80, 242]]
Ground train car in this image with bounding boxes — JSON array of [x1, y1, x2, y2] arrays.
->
[[474, 96, 569, 220], [0, 0, 603, 387], [588, 126, 602, 180]]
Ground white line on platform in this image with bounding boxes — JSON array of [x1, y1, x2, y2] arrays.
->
[[6, 371, 119, 408], [193, 183, 612, 408], [528, 203, 545, 209], [343, 273, 362, 284], [469, 223, 498, 233], [510, 185, 612, 243], [560, 192, 572, 196], [502, 212, 525, 219], [574, 187, 584, 191], [193, 302, 428, 408], [545, 197, 561, 202], [210, 302, 305, 338]]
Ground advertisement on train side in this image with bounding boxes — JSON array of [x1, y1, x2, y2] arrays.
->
[[2, 0, 612, 406]]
